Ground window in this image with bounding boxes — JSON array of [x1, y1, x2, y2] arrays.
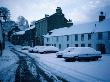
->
[[81, 34, 84, 41], [56, 37, 59, 42], [46, 44, 50, 46], [75, 34, 78, 41], [88, 44, 91, 47], [88, 34, 91, 40], [0, 11, 1, 15], [75, 44, 78, 47], [54, 44, 56, 47], [67, 44, 69, 47], [81, 44, 85, 47], [59, 44, 61, 49], [98, 32, 103, 40], [67, 35, 69, 41], [47, 38, 49, 42], [108, 31, 110, 40]]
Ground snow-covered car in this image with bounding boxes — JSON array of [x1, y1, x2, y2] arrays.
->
[[56, 47, 75, 58], [28, 47, 38, 53], [28, 46, 45, 53], [21, 46, 31, 50], [39, 46, 59, 54], [63, 47, 102, 62]]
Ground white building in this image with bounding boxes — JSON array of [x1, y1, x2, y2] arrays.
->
[[44, 14, 110, 54]]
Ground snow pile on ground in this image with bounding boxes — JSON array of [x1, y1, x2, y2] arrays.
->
[[0, 42, 19, 82]]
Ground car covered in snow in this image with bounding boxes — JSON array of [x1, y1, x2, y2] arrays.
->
[[63, 47, 102, 62], [21, 46, 31, 50], [28, 47, 38, 53], [38, 46, 59, 54], [56, 47, 75, 58], [28, 46, 46, 53]]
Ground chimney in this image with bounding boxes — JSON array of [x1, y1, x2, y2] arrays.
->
[[45, 14, 49, 18], [56, 7, 62, 14], [99, 11, 106, 22]]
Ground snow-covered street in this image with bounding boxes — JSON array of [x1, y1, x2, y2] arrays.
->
[[0, 42, 68, 82], [0, 42, 110, 82], [1, 1, 110, 82], [22, 49, 110, 82]]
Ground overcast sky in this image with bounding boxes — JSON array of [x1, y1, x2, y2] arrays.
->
[[0, 0, 110, 24]]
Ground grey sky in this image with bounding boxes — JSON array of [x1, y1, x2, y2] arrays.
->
[[0, 0, 110, 24]]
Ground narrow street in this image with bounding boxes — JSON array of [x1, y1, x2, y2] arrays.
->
[[10, 47, 68, 82]]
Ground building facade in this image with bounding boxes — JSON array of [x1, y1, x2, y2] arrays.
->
[[44, 12, 110, 54], [35, 7, 73, 45]]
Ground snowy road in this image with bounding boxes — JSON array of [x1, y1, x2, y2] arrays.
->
[[1, 42, 110, 82], [23, 52, 110, 82], [11, 48, 68, 82]]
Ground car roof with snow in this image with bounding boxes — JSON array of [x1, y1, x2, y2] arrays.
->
[[43, 46, 59, 51], [66, 47, 100, 54]]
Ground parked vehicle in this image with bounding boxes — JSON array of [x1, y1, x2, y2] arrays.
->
[[39, 46, 59, 54], [21, 46, 31, 50], [63, 47, 102, 62], [28, 46, 45, 53], [28, 47, 37, 53], [56, 47, 75, 58]]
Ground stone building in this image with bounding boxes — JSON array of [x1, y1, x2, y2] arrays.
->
[[35, 7, 73, 45]]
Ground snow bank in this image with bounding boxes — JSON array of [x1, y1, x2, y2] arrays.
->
[[0, 42, 19, 82]]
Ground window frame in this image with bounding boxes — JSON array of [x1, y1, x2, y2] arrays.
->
[[98, 32, 103, 40], [75, 34, 78, 41], [81, 34, 84, 41]]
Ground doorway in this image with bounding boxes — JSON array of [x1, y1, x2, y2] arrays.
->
[[96, 44, 106, 54]]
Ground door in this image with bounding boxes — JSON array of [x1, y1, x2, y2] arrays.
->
[[96, 44, 106, 54]]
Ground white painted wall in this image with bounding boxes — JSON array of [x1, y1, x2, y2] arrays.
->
[[44, 31, 110, 53]]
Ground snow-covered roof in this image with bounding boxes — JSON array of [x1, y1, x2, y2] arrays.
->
[[12, 25, 35, 35], [13, 31, 25, 35], [25, 25, 35, 31], [44, 18, 110, 37]]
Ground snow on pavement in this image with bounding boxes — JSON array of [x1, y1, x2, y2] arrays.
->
[[0, 42, 19, 82], [23, 51, 110, 82]]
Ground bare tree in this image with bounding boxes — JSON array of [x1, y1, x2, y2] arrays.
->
[[17, 16, 29, 30]]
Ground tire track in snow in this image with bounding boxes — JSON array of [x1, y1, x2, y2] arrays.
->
[[11, 49, 68, 82]]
